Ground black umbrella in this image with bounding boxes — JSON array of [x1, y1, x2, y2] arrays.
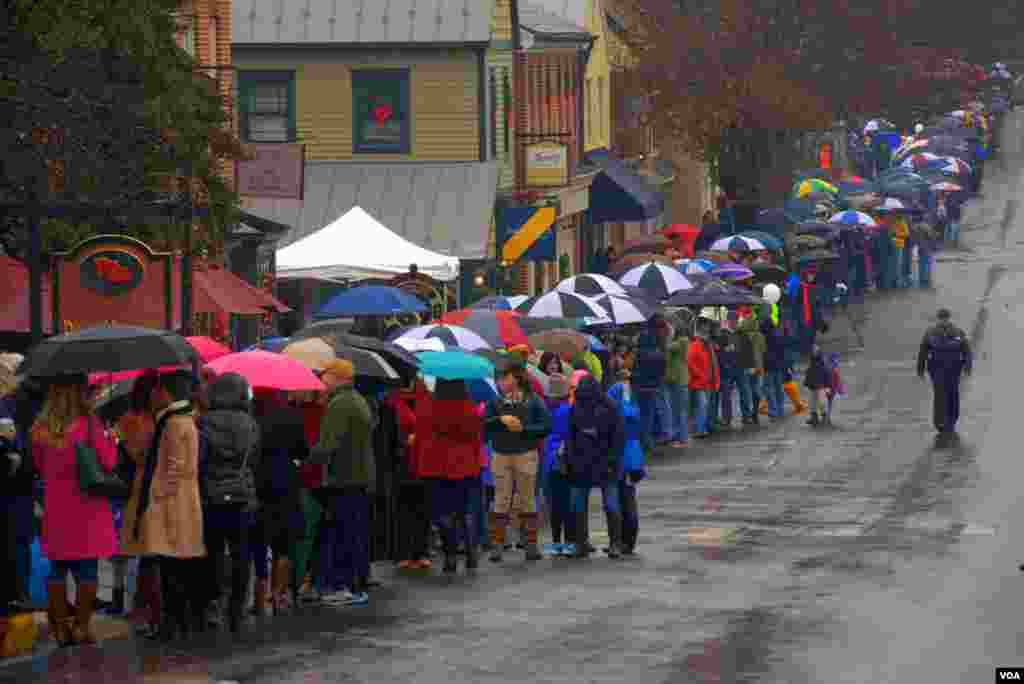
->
[[327, 333, 419, 382], [290, 318, 355, 343], [335, 345, 403, 383], [21, 326, 198, 378], [664, 279, 764, 308]]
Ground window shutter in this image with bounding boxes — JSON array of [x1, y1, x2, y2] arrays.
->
[[237, 75, 252, 142], [287, 75, 297, 142]]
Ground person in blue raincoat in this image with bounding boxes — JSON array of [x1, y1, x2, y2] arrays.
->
[[608, 371, 645, 556], [541, 376, 574, 557]]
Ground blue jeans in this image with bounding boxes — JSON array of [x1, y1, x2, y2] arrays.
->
[[665, 383, 689, 442], [945, 221, 960, 244], [891, 247, 905, 287], [634, 389, 660, 449], [692, 389, 711, 435], [49, 559, 99, 583], [708, 390, 721, 429], [653, 386, 671, 441], [919, 252, 933, 286], [763, 369, 785, 418], [569, 482, 620, 514], [318, 491, 370, 593]]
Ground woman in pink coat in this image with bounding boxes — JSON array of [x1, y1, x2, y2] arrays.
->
[[31, 375, 118, 647]]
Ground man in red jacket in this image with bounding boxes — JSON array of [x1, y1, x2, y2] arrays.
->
[[687, 318, 721, 438]]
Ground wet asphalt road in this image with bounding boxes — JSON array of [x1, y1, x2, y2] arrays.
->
[[7, 115, 1024, 684]]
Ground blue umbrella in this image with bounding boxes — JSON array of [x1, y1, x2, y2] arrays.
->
[[585, 334, 607, 352], [244, 337, 290, 353], [416, 350, 495, 380], [316, 285, 428, 318]]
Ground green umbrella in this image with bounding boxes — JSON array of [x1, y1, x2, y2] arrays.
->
[[416, 350, 495, 380]]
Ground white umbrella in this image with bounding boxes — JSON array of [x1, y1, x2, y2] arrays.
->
[[514, 291, 609, 319], [392, 324, 492, 351], [393, 337, 446, 353], [554, 273, 628, 297], [709, 235, 768, 252], [588, 294, 657, 325], [619, 262, 697, 299]]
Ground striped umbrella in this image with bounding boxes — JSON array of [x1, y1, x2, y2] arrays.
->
[[554, 273, 628, 297], [711, 262, 755, 282], [514, 291, 609, 319], [675, 258, 716, 275], [588, 294, 657, 325], [391, 324, 493, 351], [619, 262, 697, 299], [828, 210, 877, 227], [439, 309, 530, 349], [709, 235, 768, 253]]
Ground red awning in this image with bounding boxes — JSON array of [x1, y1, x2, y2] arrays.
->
[[190, 265, 291, 316], [0, 256, 53, 334]]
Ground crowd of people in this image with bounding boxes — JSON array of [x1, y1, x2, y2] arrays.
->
[[0, 84, 1007, 653]]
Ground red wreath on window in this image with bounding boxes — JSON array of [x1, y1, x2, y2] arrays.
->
[[372, 103, 393, 126]]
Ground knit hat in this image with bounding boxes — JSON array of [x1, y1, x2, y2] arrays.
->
[[548, 374, 570, 399], [321, 359, 355, 382]]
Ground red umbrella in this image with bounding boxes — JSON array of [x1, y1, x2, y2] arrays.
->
[[660, 223, 701, 257], [185, 336, 232, 362], [440, 309, 530, 349], [206, 350, 324, 392]]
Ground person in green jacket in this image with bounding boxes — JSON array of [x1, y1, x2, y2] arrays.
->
[[735, 312, 766, 425], [311, 359, 375, 606], [664, 328, 690, 447]]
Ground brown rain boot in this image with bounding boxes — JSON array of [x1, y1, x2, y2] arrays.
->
[[521, 513, 542, 561], [250, 577, 269, 617], [72, 581, 98, 645], [488, 513, 507, 562], [784, 381, 808, 415], [46, 581, 75, 647], [271, 559, 293, 615]]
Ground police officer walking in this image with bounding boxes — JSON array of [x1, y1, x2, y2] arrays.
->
[[917, 308, 972, 436]]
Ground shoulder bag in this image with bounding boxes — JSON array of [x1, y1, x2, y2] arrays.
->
[[77, 417, 131, 499]]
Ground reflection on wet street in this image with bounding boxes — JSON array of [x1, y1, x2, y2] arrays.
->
[[6, 117, 1024, 684]]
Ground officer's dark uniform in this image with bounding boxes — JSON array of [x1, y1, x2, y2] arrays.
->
[[917, 310, 972, 433]]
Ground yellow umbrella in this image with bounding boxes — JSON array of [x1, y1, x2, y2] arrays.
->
[[281, 338, 336, 371]]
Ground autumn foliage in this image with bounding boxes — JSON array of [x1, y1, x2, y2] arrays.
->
[[610, 0, 985, 163]]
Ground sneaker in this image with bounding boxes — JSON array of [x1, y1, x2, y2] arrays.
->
[[562, 543, 577, 556], [322, 590, 369, 606]]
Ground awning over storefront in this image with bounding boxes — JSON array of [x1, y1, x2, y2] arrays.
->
[[190, 265, 291, 316], [585, 150, 665, 224], [0, 255, 287, 334], [243, 161, 500, 261]]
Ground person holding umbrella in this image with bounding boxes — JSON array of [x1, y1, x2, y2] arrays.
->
[[131, 370, 205, 641], [31, 374, 119, 646]]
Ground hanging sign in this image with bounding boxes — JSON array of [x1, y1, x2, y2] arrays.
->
[[80, 249, 145, 297], [525, 142, 568, 187]]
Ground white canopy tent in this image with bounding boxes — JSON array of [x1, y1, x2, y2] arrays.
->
[[275, 206, 460, 282]]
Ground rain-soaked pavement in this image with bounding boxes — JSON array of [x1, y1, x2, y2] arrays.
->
[[8, 115, 1024, 683]]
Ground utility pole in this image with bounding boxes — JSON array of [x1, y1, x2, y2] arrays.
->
[[180, 161, 193, 336]]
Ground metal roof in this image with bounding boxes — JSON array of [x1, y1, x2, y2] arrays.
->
[[519, 2, 589, 37], [242, 161, 500, 260], [233, 0, 494, 45]]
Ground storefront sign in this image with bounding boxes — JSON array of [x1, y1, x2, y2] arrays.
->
[[79, 249, 145, 296], [499, 206, 556, 263], [52, 235, 174, 332], [525, 142, 568, 187], [236, 143, 306, 200]]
